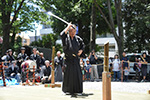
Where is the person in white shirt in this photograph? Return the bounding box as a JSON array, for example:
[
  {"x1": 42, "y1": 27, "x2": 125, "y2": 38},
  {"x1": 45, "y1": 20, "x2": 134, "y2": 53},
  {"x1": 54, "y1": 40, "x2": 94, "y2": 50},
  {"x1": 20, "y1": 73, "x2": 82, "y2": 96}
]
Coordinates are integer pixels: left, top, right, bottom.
[{"x1": 112, "y1": 54, "x2": 120, "y2": 81}]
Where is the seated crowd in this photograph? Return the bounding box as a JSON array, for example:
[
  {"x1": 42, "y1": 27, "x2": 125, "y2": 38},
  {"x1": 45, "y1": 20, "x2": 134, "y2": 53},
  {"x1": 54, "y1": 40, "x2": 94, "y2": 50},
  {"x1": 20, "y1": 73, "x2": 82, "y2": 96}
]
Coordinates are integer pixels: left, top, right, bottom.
[{"x1": 0, "y1": 47, "x2": 64, "y2": 84}]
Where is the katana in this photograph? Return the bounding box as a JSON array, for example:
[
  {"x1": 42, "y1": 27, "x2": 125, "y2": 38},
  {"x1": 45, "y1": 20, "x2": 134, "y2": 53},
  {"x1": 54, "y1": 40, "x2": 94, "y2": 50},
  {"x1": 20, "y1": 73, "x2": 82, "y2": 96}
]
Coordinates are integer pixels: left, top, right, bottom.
[
  {"x1": 47, "y1": 12, "x2": 69, "y2": 25},
  {"x1": 47, "y1": 12, "x2": 75, "y2": 29}
]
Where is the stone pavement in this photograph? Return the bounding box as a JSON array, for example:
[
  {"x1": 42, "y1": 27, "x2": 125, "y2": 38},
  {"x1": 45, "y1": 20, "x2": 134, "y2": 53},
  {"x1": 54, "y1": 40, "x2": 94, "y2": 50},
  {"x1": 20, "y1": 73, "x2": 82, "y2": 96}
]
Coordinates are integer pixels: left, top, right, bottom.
[{"x1": 0, "y1": 82, "x2": 150, "y2": 100}]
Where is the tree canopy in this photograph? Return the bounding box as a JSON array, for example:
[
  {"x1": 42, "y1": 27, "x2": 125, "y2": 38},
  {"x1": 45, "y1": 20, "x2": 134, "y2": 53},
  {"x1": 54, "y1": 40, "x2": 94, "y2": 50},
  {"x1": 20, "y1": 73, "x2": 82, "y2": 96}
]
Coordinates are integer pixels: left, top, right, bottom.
[
  {"x1": 30, "y1": 34, "x2": 62, "y2": 52},
  {"x1": 36, "y1": 0, "x2": 113, "y2": 54},
  {"x1": 0, "y1": 0, "x2": 47, "y2": 54},
  {"x1": 0, "y1": 0, "x2": 150, "y2": 56},
  {"x1": 123, "y1": 0, "x2": 150, "y2": 53}
]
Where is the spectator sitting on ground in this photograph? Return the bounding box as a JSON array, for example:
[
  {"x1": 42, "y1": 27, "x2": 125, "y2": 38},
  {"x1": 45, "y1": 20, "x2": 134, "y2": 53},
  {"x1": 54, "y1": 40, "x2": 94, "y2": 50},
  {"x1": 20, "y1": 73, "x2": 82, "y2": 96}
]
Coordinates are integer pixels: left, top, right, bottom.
[
  {"x1": 8, "y1": 61, "x2": 21, "y2": 83},
  {"x1": 30, "y1": 48, "x2": 40, "y2": 73},
  {"x1": 39, "y1": 52, "x2": 45, "y2": 67},
  {"x1": 39, "y1": 52, "x2": 46, "y2": 78},
  {"x1": 41, "y1": 60, "x2": 51, "y2": 84},
  {"x1": 6, "y1": 49, "x2": 15, "y2": 66},
  {"x1": 85, "y1": 59, "x2": 92, "y2": 81},
  {"x1": 112, "y1": 54, "x2": 120, "y2": 81},
  {"x1": 17, "y1": 47, "x2": 28, "y2": 73}
]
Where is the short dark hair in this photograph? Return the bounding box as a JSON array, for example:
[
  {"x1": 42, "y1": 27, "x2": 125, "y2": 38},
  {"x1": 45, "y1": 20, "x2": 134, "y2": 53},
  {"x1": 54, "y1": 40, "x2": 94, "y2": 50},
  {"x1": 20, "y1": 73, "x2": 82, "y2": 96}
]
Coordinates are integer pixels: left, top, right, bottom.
[
  {"x1": 142, "y1": 52, "x2": 147, "y2": 56},
  {"x1": 114, "y1": 54, "x2": 118, "y2": 58}
]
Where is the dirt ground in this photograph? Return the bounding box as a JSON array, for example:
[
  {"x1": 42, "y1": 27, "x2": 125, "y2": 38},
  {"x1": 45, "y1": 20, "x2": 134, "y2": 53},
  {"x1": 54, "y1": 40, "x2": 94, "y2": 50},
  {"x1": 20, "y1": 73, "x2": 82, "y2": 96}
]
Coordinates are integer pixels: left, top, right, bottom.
[{"x1": 0, "y1": 82, "x2": 150, "y2": 100}]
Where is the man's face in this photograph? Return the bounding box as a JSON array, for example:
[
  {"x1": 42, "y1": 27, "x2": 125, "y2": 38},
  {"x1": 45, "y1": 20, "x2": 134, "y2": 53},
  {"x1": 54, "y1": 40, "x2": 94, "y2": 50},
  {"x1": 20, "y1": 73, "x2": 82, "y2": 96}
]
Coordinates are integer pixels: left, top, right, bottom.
[
  {"x1": 9, "y1": 51, "x2": 12, "y2": 55},
  {"x1": 143, "y1": 54, "x2": 146, "y2": 58},
  {"x1": 21, "y1": 50, "x2": 25, "y2": 53},
  {"x1": 57, "y1": 53, "x2": 61, "y2": 57},
  {"x1": 45, "y1": 62, "x2": 49, "y2": 66},
  {"x1": 69, "y1": 27, "x2": 76, "y2": 37},
  {"x1": 122, "y1": 52, "x2": 126, "y2": 57},
  {"x1": 86, "y1": 61, "x2": 89, "y2": 64},
  {"x1": 33, "y1": 49, "x2": 37, "y2": 54}
]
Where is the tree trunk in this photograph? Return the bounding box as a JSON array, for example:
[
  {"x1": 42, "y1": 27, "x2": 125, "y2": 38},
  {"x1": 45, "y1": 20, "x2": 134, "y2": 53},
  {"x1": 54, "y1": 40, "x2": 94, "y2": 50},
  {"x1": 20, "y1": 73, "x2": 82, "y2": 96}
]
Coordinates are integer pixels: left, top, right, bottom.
[
  {"x1": 117, "y1": 38, "x2": 124, "y2": 59},
  {"x1": 95, "y1": 0, "x2": 124, "y2": 58},
  {"x1": 78, "y1": 19, "x2": 83, "y2": 37},
  {"x1": 108, "y1": 0, "x2": 124, "y2": 58},
  {"x1": 115, "y1": 0, "x2": 124, "y2": 58},
  {"x1": 10, "y1": 28, "x2": 16, "y2": 48},
  {"x1": 1, "y1": 14, "x2": 11, "y2": 55},
  {"x1": 2, "y1": 28, "x2": 10, "y2": 55},
  {"x1": 90, "y1": 0, "x2": 96, "y2": 51}
]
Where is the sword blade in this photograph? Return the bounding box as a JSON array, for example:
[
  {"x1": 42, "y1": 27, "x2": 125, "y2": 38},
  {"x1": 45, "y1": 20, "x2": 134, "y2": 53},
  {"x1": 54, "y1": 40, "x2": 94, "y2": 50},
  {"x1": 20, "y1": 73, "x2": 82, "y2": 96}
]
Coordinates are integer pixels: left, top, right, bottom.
[{"x1": 47, "y1": 12, "x2": 69, "y2": 25}]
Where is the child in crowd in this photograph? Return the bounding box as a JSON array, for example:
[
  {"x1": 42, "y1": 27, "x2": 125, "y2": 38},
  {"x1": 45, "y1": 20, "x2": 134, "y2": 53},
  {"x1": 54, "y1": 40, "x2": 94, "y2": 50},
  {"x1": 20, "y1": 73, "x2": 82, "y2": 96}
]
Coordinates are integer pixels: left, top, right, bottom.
[
  {"x1": 124, "y1": 66, "x2": 129, "y2": 82},
  {"x1": 112, "y1": 55, "x2": 120, "y2": 81},
  {"x1": 85, "y1": 59, "x2": 92, "y2": 81},
  {"x1": 80, "y1": 59, "x2": 86, "y2": 81},
  {"x1": 81, "y1": 61, "x2": 86, "y2": 81}
]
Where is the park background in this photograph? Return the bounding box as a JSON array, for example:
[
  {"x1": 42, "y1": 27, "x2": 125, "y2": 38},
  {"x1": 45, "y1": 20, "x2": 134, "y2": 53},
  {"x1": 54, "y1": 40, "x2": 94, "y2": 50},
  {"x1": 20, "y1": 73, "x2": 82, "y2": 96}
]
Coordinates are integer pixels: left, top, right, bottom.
[{"x1": 0, "y1": 0, "x2": 150, "y2": 58}]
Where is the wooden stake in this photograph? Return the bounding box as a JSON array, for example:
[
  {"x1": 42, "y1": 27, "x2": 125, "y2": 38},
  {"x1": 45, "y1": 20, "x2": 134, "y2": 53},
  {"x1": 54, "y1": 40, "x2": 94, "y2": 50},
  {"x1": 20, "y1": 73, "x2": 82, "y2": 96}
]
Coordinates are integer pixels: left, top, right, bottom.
[
  {"x1": 44, "y1": 46, "x2": 61, "y2": 88},
  {"x1": 148, "y1": 90, "x2": 150, "y2": 94},
  {"x1": 102, "y1": 41, "x2": 111, "y2": 100},
  {"x1": 22, "y1": 65, "x2": 31, "y2": 86},
  {"x1": 0, "y1": 62, "x2": 6, "y2": 86},
  {"x1": 51, "y1": 46, "x2": 55, "y2": 84},
  {"x1": 32, "y1": 65, "x2": 38, "y2": 86}
]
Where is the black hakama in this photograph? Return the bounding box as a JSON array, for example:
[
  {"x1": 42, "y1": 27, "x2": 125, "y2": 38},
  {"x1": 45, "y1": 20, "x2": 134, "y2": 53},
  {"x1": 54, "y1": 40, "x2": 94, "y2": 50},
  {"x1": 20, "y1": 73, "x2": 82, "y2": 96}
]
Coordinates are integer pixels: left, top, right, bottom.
[{"x1": 60, "y1": 31, "x2": 85, "y2": 94}]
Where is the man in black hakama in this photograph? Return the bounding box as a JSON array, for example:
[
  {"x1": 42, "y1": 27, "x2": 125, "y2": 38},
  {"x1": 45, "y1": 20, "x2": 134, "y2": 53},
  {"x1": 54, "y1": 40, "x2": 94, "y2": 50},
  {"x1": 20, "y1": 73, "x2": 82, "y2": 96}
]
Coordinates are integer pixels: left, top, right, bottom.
[{"x1": 60, "y1": 23, "x2": 85, "y2": 97}]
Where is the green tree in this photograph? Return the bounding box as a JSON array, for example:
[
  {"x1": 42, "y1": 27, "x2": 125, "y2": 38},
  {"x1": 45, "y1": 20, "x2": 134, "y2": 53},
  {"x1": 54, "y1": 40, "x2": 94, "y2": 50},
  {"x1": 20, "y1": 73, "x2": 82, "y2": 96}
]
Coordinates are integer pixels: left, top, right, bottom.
[
  {"x1": 30, "y1": 34, "x2": 62, "y2": 52},
  {"x1": 123, "y1": 0, "x2": 150, "y2": 53},
  {"x1": 0, "y1": 0, "x2": 47, "y2": 55},
  {"x1": 94, "y1": 0, "x2": 123, "y2": 58},
  {"x1": 36, "y1": 0, "x2": 111, "y2": 54}
]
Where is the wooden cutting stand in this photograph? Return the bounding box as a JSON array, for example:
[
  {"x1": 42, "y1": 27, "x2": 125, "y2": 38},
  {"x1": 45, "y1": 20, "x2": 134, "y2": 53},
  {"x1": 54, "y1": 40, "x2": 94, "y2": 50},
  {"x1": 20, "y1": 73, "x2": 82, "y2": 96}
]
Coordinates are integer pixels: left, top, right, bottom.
[
  {"x1": 148, "y1": 90, "x2": 150, "y2": 94},
  {"x1": 102, "y1": 41, "x2": 111, "y2": 100},
  {"x1": 44, "y1": 46, "x2": 61, "y2": 88}
]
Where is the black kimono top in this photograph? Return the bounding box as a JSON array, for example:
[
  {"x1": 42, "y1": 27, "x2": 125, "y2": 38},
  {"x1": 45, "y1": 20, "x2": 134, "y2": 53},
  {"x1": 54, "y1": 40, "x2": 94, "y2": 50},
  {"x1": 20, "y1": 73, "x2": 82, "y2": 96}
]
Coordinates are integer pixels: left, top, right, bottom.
[
  {"x1": 17, "y1": 53, "x2": 28, "y2": 61},
  {"x1": 60, "y1": 30, "x2": 85, "y2": 58},
  {"x1": 44, "y1": 66, "x2": 51, "y2": 77}
]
